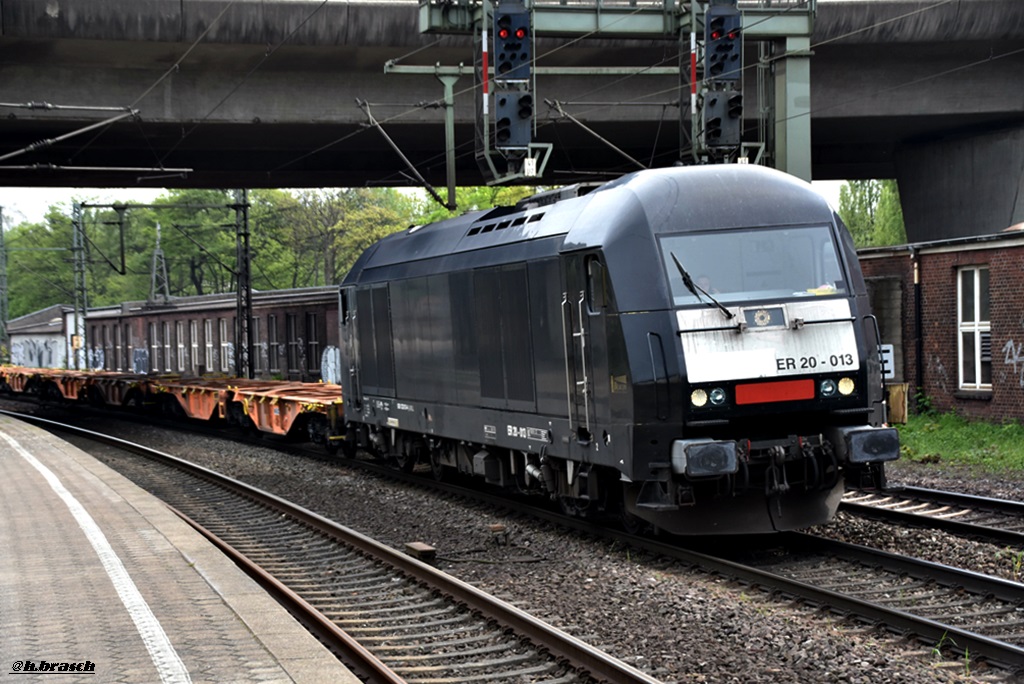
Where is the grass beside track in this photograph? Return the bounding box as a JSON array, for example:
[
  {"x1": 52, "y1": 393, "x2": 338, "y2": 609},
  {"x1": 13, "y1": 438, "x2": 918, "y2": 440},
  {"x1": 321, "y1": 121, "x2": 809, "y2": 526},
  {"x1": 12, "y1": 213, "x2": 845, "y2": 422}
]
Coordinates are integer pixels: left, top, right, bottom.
[{"x1": 896, "y1": 412, "x2": 1024, "y2": 472}]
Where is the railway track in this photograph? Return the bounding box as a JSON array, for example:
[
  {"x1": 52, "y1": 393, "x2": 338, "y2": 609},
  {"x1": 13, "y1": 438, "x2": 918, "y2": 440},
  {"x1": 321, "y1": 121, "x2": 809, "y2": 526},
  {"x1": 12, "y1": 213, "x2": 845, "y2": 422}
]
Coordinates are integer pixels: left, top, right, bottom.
[
  {"x1": 12, "y1": 402, "x2": 1024, "y2": 677},
  {"x1": 7, "y1": 411, "x2": 659, "y2": 684},
  {"x1": 842, "y1": 486, "x2": 1024, "y2": 546},
  {"x1": 339, "y1": 457, "x2": 1024, "y2": 676},
  {"x1": 711, "y1": 532, "x2": 1024, "y2": 675}
]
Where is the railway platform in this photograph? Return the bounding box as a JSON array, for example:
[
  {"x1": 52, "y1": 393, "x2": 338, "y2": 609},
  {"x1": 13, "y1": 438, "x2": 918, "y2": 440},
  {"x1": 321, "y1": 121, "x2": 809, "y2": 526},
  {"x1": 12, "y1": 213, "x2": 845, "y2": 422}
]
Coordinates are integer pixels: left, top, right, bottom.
[{"x1": 0, "y1": 414, "x2": 360, "y2": 684}]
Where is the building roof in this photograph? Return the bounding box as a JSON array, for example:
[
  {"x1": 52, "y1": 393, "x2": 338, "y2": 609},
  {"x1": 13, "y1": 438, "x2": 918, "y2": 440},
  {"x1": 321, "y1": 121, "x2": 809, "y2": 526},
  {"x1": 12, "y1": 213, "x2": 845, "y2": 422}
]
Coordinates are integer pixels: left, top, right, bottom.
[
  {"x1": 85, "y1": 285, "x2": 338, "y2": 320},
  {"x1": 858, "y1": 228, "x2": 1024, "y2": 259},
  {"x1": 7, "y1": 304, "x2": 73, "y2": 336}
]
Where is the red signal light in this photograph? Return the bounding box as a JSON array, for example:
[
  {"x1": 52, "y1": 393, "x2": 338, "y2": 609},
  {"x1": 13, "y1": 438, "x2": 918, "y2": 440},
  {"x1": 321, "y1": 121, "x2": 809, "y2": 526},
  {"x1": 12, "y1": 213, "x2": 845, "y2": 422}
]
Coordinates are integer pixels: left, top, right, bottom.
[
  {"x1": 710, "y1": 30, "x2": 722, "y2": 40},
  {"x1": 515, "y1": 27, "x2": 527, "y2": 39},
  {"x1": 727, "y1": 30, "x2": 738, "y2": 40},
  {"x1": 498, "y1": 28, "x2": 510, "y2": 40}
]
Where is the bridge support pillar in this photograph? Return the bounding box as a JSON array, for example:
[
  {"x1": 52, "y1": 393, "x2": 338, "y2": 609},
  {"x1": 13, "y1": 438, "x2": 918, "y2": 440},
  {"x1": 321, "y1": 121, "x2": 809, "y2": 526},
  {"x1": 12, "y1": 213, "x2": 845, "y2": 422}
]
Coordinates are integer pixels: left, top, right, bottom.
[
  {"x1": 773, "y1": 36, "x2": 812, "y2": 181},
  {"x1": 897, "y1": 124, "x2": 1024, "y2": 242}
]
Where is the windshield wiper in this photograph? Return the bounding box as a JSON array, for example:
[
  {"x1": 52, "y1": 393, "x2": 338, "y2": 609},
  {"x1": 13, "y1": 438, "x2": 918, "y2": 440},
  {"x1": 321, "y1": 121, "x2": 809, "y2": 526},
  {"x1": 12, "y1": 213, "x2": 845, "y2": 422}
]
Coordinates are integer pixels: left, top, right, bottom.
[{"x1": 670, "y1": 252, "x2": 733, "y2": 319}]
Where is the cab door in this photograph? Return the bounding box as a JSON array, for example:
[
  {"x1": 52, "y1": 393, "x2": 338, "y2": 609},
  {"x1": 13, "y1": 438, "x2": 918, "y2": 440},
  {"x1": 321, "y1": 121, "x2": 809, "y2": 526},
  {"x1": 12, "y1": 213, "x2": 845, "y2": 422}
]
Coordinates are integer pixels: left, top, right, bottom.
[{"x1": 561, "y1": 252, "x2": 608, "y2": 444}]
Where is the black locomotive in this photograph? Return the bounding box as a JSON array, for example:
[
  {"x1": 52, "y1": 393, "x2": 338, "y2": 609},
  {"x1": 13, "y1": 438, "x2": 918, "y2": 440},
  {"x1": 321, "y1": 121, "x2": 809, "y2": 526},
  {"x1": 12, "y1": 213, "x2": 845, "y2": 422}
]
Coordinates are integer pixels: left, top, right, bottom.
[{"x1": 338, "y1": 165, "x2": 898, "y2": 534}]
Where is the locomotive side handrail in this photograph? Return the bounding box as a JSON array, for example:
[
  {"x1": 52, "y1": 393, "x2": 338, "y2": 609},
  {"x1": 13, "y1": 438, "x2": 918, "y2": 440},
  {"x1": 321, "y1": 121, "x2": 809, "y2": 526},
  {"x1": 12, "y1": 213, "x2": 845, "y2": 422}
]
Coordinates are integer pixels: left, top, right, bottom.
[{"x1": 560, "y1": 291, "x2": 574, "y2": 433}]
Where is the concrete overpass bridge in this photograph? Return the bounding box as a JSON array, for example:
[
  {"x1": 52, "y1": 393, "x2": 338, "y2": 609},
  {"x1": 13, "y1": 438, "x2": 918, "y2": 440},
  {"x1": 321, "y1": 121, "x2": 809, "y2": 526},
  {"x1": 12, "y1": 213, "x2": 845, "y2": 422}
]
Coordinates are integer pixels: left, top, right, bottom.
[{"x1": 0, "y1": 0, "x2": 1022, "y2": 240}]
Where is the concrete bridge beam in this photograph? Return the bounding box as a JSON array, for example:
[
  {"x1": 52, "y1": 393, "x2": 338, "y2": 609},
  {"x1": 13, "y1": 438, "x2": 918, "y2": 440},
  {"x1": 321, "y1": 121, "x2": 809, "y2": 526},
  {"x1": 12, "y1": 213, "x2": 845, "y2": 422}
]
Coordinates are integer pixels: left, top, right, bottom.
[{"x1": 897, "y1": 125, "x2": 1024, "y2": 242}]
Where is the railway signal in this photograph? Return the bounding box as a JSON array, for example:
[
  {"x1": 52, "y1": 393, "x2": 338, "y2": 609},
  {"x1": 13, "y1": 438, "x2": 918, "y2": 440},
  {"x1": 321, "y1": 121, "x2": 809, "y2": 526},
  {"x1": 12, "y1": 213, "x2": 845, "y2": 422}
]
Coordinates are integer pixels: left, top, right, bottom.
[
  {"x1": 705, "y1": 5, "x2": 742, "y2": 83},
  {"x1": 493, "y1": 7, "x2": 531, "y2": 82},
  {"x1": 703, "y1": 88, "x2": 743, "y2": 148},
  {"x1": 494, "y1": 91, "x2": 533, "y2": 149}
]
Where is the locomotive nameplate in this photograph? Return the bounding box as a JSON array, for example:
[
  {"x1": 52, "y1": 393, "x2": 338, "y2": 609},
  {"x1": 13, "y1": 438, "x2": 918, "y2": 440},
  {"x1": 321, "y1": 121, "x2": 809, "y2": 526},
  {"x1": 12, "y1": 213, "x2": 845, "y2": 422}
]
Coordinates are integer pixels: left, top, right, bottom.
[{"x1": 677, "y1": 299, "x2": 859, "y2": 383}]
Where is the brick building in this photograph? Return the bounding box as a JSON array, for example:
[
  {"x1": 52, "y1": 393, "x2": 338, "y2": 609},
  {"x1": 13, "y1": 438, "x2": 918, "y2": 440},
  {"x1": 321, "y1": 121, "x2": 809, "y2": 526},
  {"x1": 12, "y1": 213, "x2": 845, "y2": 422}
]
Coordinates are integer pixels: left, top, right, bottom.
[{"x1": 859, "y1": 229, "x2": 1024, "y2": 422}]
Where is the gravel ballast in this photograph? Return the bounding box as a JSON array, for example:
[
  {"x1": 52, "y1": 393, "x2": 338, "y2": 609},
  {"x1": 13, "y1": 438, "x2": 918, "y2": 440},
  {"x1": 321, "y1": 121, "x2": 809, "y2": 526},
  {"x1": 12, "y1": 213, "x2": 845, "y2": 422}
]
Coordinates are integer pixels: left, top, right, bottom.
[{"x1": 23, "y1": 408, "x2": 1019, "y2": 684}]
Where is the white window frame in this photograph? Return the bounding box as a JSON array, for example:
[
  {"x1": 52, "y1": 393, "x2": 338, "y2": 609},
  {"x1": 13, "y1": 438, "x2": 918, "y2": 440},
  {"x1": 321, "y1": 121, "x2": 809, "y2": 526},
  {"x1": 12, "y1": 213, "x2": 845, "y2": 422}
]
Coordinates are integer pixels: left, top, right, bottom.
[
  {"x1": 176, "y1": 321, "x2": 186, "y2": 372},
  {"x1": 114, "y1": 324, "x2": 122, "y2": 371},
  {"x1": 251, "y1": 317, "x2": 262, "y2": 373},
  {"x1": 286, "y1": 313, "x2": 300, "y2": 372},
  {"x1": 268, "y1": 314, "x2": 280, "y2": 372},
  {"x1": 204, "y1": 318, "x2": 214, "y2": 372},
  {"x1": 957, "y1": 265, "x2": 991, "y2": 391},
  {"x1": 149, "y1": 322, "x2": 160, "y2": 373},
  {"x1": 219, "y1": 317, "x2": 232, "y2": 374},
  {"x1": 190, "y1": 320, "x2": 199, "y2": 374},
  {"x1": 306, "y1": 313, "x2": 320, "y2": 371},
  {"x1": 162, "y1": 321, "x2": 172, "y2": 372}
]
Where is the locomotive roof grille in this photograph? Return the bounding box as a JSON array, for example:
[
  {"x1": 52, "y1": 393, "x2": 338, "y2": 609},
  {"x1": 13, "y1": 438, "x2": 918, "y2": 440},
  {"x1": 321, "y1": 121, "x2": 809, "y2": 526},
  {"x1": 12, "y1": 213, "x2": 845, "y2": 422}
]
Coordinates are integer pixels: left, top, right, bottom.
[{"x1": 466, "y1": 212, "x2": 543, "y2": 238}]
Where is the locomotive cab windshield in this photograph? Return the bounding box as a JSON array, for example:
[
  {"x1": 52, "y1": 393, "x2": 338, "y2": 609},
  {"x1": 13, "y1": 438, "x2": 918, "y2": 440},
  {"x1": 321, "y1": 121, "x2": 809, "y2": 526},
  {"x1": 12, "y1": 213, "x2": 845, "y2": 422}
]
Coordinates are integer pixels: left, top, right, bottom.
[{"x1": 662, "y1": 224, "x2": 848, "y2": 306}]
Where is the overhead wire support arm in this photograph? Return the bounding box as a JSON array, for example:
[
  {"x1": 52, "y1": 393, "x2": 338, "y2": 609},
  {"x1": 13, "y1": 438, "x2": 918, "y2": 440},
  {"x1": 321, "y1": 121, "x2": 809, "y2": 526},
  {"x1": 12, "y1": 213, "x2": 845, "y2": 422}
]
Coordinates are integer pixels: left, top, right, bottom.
[
  {"x1": 0, "y1": 164, "x2": 192, "y2": 176},
  {"x1": 0, "y1": 102, "x2": 138, "y2": 113},
  {"x1": 356, "y1": 99, "x2": 455, "y2": 210},
  {"x1": 547, "y1": 100, "x2": 648, "y2": 170},
  {"x1": 0, "y1": 110, "x2": 138, "y2": 163}
]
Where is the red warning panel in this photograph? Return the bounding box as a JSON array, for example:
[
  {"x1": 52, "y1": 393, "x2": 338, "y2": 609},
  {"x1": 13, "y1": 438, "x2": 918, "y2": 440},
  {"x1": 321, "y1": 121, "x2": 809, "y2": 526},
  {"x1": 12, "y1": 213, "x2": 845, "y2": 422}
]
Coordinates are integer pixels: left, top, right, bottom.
[{"x1": 735, "y1": 379, "x2": 815, "y2": 405}]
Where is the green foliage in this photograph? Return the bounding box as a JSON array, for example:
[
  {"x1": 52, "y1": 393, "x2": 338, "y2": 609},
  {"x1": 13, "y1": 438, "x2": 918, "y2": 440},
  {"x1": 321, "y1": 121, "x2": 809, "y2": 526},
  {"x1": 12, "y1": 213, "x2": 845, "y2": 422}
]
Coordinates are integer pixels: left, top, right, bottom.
[
  {"x1": 5, "y1": 213, "x2": 75, "y2": 318},
  {"x1": 415, "y1": 185, "x2": 541, "y2": 224},
  {"x1": 896, "y1": 412, "x2": 1024, "y2": 471},
  {"x1": 5, "y1": 184, "x2": 532, "y2": 318},
  {"x1": 837, "y1": 179, "x2": 906, "y2": 248}
]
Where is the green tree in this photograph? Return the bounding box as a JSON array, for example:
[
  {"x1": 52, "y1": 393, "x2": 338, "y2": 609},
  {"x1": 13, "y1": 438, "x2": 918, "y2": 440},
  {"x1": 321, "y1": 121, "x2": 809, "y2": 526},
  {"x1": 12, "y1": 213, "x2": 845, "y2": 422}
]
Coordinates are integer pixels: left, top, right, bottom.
[
  {"x1": 3, "y1": 183, "x2": 548, "y2": 321},
  {"x1": 5, "y1": 210, "x2": 76, "y2": 318},
  {"x1": 415, "y1": 185, "x2": 541, "y2": 224},
  {"x1": 873, "y1": 180, "x2": 906, "y2": 246},
  {"x1": 837, "y1": 179, "x2": 906, "y2": 248},
  {"x1": 336, "y1": 203, "x2": 408, "y2": 277}
]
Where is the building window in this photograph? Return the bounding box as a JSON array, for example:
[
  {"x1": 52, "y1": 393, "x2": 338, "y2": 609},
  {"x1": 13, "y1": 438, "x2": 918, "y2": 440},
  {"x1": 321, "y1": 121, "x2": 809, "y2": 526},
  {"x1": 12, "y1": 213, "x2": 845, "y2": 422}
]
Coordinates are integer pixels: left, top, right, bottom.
[
  {"x1": 114, "y1": 325, "x2": 122, "y2": 371},
  {"x1": 102, "y1": 326, "x2": 112, "y2": 371},
  {"x1": 219, "y1": 317, "x2": 231, "y2": 373},
  {"x1": 204, "y1": 319, "x2": 214, "y2": 372},
  {"x1": 124, "y1": 324, "x2": 132, "y2": 373},
  {"x1": 250, "y1": 317, "x2": 262, "y2": 373},
  {"x1": 306, "y1": 313, "x2": 320, "y2": 371},
  {"x1": 958, "y1": 266, "x2": 991, "y2": 390},
  {"x1": 176, "y1": 321, "x2": 186, "y2": 372},
  {"x1": 149, "y1": 322, "x2": 160, "y2": 373},
  {"x1": 190, "y1": 320, "x2": 199, "y2": 374},
  {"x1": 268, "y1": 315, "x2": 280, "y2": 373},
  {"x1": 162, "y1": 322, "x2": 172, "y2": 372},
  {"x1": 286, "y1": 313, "x2": 300, "y2": 372}
]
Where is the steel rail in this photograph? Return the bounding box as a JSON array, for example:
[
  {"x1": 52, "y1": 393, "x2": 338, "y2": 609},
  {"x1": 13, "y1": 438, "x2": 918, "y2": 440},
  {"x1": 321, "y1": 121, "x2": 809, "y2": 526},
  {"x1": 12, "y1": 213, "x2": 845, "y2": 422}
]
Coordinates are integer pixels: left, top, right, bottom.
[
  {"x1": 4, "y1": 410, "x2": 660, "y2": 684},
  {"x1": 171, "y1": 507, "x2": 403, "y2": 684},
  {"x1": 324, "y1": 457, "x2": 1024, "y2": 674},
  {"x1": 11, "y1": 403, "x2": 1024, "y2": 675},
  {"x1": 842, "y1": 486, "x2": 1024, "y2": 546}
]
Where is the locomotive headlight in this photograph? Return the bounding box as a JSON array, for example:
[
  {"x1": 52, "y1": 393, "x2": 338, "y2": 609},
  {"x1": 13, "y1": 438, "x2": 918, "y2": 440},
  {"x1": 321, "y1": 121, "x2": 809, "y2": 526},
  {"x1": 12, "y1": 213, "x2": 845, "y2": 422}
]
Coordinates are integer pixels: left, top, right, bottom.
[
  {"x1": 838, "y1": 377, "x2": 855, "y2": 396},
  {"x1": 691, "y1": 389, "x2": 708, "y2": 408},
  {"x1": 709, "y1": 388, "x2": 727, "y2": 406},
  {"x1": 820, "y1": 379, "x2": 837, "y2": 397}
]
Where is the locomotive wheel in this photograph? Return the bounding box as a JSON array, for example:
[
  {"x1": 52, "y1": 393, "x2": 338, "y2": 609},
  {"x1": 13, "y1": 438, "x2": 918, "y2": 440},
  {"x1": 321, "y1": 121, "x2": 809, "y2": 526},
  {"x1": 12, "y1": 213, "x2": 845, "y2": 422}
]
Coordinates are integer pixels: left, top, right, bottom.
[
  {"x1": 610, "y1": 499, "x2": 643, "y2": 536},
  {"x1": 558, "y1": 496, "x2": 594, "y2": 519},
  {"x1": 395, "y1": 451, "x2": 416, "y2": 473},
  {"x1": 429, "y1": 448, "x2": 445, "y2": 481},
  {"x1": 618, "y1": 504, "x2": 645, "y2": 536}
]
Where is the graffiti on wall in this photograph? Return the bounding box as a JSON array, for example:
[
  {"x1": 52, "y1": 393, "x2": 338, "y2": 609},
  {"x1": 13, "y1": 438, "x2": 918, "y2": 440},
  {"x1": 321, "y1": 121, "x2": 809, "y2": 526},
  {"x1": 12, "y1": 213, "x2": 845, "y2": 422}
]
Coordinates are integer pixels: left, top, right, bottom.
[
  {"x1": 321, "y1": 346, "x2": 340, "y2": 384},
  {"x1": 11, "y1": 338, "x2": 64, "y2": 368},
  {"x1": 1005, "y1": 339, "x2": 1024, "y2": 388}
]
